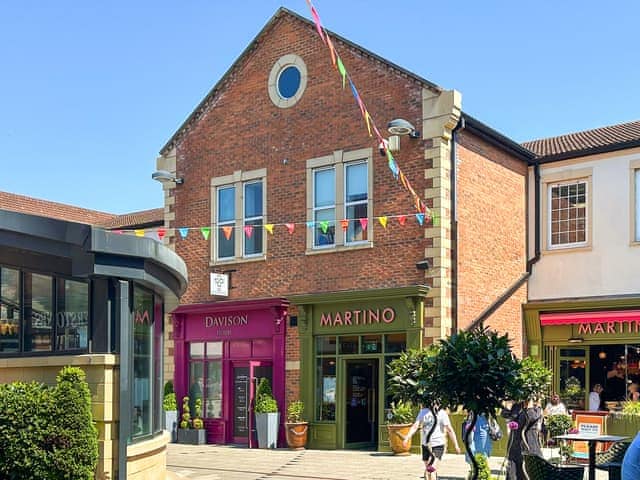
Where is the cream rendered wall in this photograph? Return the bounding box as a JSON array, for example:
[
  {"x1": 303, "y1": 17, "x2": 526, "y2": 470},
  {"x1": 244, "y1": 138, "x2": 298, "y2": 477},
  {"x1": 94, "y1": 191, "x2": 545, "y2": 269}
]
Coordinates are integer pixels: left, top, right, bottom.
[{"x1": 529, "y1": 147, "x2": 640, "y2": 300}]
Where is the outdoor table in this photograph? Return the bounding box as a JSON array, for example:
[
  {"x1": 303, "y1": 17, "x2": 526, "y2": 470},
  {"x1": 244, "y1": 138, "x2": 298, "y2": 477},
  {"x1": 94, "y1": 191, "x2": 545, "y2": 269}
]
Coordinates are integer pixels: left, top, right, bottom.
[{"x1": 555, "y1": 433, "x2": 629, "y2": 480}]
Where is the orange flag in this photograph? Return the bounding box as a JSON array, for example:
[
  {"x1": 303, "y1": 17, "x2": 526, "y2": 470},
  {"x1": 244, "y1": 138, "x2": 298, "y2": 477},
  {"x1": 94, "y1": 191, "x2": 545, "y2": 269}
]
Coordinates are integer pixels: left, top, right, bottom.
[
  {"x1": 398, "y1": 215, "x2": 407, "y2": 226},
  {"x1": 340, "y1": 219, "x2": 349, "y2": 231},
  {"x1": 222, "y1": 226, "x2": 233, "y2": 240}
]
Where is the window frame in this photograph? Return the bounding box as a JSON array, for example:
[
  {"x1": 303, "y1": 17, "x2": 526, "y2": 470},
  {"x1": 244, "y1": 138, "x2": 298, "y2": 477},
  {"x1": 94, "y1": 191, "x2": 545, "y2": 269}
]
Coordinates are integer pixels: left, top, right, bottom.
[
  {"x1": 630, "y1": 160, "x2": 640, "y2": 245},
  {"x1": 211, "y1": 169, "x2": 267, "y2": 265},
  {"x1": 306, "y1": 148, "x2": 373, "y2": 253},
  {"x1": 541, "y1": 168, "x2": 593, "y2": 252}
]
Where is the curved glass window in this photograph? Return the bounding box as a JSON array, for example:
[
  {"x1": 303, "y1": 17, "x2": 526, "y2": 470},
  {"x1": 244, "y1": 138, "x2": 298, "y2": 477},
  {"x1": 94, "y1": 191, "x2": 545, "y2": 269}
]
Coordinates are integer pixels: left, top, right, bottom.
[{"x1": 277, "y1": 66, "x2": 301, "y2": 99}]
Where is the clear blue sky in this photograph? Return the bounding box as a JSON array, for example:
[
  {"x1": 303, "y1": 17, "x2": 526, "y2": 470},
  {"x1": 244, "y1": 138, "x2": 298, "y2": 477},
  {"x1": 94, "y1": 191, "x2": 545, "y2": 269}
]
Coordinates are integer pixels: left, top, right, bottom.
[{"x1": 2, "y1": 1, "x2": 638, "y2": 214}]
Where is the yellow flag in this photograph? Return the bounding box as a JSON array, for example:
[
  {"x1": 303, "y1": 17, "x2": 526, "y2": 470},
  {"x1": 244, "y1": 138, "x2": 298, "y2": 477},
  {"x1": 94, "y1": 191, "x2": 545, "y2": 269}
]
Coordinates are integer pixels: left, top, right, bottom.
[
  {"x1": 265, "y1": 224, "x2": 274, "y2": 235},
  {"x1": 378, "y1": 216, "x2": 388, "y2": 229},
  {"x1": 134, "y1": 229, "x2": 144, "y2": 237}
]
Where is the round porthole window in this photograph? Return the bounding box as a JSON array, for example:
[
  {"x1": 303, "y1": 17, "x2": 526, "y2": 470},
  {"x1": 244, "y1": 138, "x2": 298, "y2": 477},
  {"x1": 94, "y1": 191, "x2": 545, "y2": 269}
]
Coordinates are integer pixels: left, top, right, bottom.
[
  {"x1": 268, "y1": 54, "x2": 307, "y2": 108},
  {"x1": 277, "y1": 66, "x2": 301, "y2": 99}
]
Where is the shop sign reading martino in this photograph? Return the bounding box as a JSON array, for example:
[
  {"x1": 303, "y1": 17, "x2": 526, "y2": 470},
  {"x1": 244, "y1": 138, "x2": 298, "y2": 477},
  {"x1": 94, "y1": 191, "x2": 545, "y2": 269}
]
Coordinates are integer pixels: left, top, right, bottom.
[{"x1": 541, "y1": 310, "x2": 640, "y2": 336}]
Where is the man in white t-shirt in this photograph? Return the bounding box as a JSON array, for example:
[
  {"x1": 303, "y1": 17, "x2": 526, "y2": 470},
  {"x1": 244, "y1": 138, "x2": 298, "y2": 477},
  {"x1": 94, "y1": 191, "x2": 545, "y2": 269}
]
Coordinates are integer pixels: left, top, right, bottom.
[
  {"x1": 589, "y1": 384, "x2": 603, "y2": 411},
  {"x1": 403, "y1": 406, "x2": 460, "y2": 480}
]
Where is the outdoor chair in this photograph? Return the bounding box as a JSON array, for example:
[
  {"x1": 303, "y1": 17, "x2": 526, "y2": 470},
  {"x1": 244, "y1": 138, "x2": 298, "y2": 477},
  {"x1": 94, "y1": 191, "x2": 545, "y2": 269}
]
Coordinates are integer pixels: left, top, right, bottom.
[
  {"x1": 595, "y1": 441, "x2": 630, "y2": 480},
  {"x1": 523, "y1": 454, "x2": 584, "y2": 480}
]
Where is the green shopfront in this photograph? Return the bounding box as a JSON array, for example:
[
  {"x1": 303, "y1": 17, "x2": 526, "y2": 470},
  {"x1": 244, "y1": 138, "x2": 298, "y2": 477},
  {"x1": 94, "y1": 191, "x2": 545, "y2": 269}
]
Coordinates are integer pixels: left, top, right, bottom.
[{"x1": 292, "y1": 286, "x2": 428, "y2": 450}]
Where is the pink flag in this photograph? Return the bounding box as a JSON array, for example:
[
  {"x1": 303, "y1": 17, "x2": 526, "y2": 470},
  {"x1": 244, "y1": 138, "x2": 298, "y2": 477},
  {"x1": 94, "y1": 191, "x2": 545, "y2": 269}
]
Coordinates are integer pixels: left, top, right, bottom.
[
  {"x1": 310, "y1": 5, "x2": 326, "y2": 43},
  {"x1": 398, "y1": 215, "x2": 407, "y2": 226},
  {"x1": 285, "y1": 223, "x2": 295, "y2": 235},
  {"x1": 243, "y1": 225, "x2": 254, "y2": 238},
  {"x1": 157, "y1": 228, "x2": 166, "y2": 240},
  {"x1": 359, "y1": 218, "x2": 368, "y2": 231}
]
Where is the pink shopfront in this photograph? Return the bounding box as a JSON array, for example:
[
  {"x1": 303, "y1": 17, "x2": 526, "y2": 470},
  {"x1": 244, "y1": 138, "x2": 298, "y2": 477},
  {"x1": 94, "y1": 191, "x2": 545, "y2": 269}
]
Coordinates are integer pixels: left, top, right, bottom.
[{"x1": 171, "y1": 298, "x2": 288, "y2": 446}]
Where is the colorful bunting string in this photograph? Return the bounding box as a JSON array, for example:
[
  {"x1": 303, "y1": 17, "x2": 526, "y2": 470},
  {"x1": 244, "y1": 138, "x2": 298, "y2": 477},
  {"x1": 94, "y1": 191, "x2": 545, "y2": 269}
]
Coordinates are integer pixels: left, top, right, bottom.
[
  {"x1": 108, "y1": 210, "x2": 433, "y2": 240},
  {"x1": 304, "y1": 0, "x2": 431, "y2": 219}
]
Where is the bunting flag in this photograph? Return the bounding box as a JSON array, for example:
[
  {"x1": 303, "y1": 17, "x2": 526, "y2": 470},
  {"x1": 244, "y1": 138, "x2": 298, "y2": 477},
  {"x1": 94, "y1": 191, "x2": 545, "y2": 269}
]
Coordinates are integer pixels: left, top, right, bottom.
[
  {"x1": 107, "y1": 211, "x2": 441, "y2": 239},
  {"x1": 304, "y1": 0, "x2": 432, "y2": 219}
]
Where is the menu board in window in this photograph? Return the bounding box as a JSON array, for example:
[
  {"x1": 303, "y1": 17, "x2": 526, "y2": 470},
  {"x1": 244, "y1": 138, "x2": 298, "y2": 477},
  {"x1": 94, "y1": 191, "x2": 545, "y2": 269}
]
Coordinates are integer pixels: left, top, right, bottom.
[{"x1": 233, "y1": 367, "x2": 249, "y2": 437}]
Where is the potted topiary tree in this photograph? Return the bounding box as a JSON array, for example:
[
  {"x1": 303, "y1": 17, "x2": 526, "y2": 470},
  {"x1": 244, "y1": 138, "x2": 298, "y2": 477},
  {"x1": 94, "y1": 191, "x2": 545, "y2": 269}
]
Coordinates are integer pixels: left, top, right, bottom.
[
  {"x1": 177, "y1": 395, "x2": 206, "y2": 444},
  {"x1": 163, "y1": 381, "x2": 178, "y2": 443},
  {"x1": 385, "y1": 400, "x2": 415, "y2": 455},
  {"x1": 284, "y1": 400, "x2": 308, "y2": 450},
  {"x1": 254, "y1": 378, "x2": 279, "y2": 449}
]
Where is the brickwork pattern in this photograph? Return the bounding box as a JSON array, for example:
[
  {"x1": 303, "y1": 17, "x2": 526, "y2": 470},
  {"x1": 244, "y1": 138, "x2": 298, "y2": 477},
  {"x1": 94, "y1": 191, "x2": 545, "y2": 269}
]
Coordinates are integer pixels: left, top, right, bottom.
[{"x1": 455, "y1": 130, "x2": 528, "y2": 355}]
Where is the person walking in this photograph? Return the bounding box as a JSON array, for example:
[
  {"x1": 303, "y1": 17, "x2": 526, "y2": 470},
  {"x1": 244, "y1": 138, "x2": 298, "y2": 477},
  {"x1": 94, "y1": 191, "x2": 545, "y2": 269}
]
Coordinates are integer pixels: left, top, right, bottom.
[
  {"x1": 463, "y1": 412, "x2": 494, "y2": 462},
  {"x1": 403, "y1": 405, "x2": 461, "y2": 480}
]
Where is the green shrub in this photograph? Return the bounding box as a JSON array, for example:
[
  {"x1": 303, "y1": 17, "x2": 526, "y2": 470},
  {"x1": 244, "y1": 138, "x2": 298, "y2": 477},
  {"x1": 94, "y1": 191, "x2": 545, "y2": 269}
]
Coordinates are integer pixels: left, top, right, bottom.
[
  {"x1": 180, "y1": 396, "x2": 191, "y2": 429},
  {"x1": 474, "y1": 453, "x2": 496, "y2": 480},
  {"x1": 387, "y1": 401, "x2": 415, "y2": 425},
  {"x1": 0, "y1": 366, "x2": 98, "y2": 480},
  {"x1": 163, "y1": 392, "x2": 177, "y2": 411},
  {"x1": 287, "y1": 400, "x2": 305, "y2": 423},
  {"x1": 622, "y1": 400, "x2": 640, "y2": 415},
  {"x1": 255, "y1": 378, "x2": 278, "y2": 414},
  {"x1": 547, "y1": 413, "x2": 573, "y2": 437},
  {"x1": 49, "y1": 366, "x2": 99, "y2": 479}
]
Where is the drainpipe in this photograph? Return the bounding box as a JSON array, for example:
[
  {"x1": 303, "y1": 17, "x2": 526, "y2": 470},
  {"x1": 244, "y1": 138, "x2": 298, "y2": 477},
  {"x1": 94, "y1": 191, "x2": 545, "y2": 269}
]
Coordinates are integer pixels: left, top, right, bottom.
[
  {"x1": 465, "y1": 159, "x2": 541, "y2": 332},
  {"x1": 451, "y1": 117, "x2": 465, "y2": 332}
]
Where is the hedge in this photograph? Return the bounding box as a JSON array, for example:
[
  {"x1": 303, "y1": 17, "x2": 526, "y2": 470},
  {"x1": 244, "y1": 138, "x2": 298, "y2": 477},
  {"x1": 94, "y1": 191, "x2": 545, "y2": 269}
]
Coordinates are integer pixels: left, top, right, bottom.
[{"x1": 0, "y1": 366, "x2": 99, "y2": 479}]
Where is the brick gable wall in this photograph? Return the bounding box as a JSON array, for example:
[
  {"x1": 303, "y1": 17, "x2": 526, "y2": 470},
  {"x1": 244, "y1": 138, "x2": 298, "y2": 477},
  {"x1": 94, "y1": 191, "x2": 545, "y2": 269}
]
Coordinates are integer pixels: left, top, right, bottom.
[{"x1": 455, "y1": 130, "x2": 528, "y2": 355}]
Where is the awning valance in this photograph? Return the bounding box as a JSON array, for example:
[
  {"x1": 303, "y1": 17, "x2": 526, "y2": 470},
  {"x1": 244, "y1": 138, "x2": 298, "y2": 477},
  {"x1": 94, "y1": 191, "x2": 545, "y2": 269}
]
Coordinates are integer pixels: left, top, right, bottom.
[{"x1": 540, "y1": 310, "x2": 640, "y2": 326}]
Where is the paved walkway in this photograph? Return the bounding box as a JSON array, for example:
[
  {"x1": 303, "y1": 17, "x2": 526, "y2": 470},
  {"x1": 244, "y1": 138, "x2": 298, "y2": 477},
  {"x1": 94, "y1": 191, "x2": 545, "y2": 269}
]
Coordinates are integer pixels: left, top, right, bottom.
[{"x1": 166, "y1": 444, "x2": 609, "y2": 479}]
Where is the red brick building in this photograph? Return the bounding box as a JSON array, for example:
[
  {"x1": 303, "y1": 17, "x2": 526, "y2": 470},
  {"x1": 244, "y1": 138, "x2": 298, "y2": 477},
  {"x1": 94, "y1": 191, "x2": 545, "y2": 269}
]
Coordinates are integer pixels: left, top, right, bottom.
[{"x1": 155, "y1": 7, "x2": 533, "y2": 449}]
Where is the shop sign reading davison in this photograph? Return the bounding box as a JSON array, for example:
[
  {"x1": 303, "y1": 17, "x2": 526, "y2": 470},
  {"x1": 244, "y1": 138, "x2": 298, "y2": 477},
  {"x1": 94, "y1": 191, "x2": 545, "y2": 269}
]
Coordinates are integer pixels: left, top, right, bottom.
[
  {"x1": 204, "y1": 314, "x2": 248, "y2": 336},
  {"x1": 320, "y1": 307, "x2": 395, "y2": 327}
]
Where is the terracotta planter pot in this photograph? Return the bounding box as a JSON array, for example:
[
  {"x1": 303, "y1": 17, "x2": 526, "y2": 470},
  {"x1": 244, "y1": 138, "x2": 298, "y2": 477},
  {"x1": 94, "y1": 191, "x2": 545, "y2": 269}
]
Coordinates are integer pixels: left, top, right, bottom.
[
  {"x1": 285, "y1": 422, "x2": 309, "y2": 450},
  {"x1": 387, "y1": 423, "x2": 413, "y2": 455}
]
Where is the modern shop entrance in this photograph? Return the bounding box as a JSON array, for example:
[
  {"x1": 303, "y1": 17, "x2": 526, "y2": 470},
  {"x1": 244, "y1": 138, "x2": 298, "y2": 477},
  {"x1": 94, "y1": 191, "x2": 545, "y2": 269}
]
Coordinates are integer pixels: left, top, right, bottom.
[{"x1": 345, "y1": 359, "x2": 378, "y2": 449}]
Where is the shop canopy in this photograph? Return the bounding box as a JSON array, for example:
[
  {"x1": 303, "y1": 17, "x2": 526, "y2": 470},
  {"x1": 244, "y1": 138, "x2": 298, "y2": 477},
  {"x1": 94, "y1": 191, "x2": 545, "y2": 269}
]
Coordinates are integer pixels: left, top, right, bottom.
[{"x1": 540, "y1": 310, "x2": 640, "y2": 326}]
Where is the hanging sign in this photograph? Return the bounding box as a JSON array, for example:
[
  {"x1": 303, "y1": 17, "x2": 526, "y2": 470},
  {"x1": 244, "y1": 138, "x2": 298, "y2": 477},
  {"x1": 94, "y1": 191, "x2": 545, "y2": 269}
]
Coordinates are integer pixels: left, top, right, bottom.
[{"x1": 210, "y1": 272, "x2": 229, "y2": 297}]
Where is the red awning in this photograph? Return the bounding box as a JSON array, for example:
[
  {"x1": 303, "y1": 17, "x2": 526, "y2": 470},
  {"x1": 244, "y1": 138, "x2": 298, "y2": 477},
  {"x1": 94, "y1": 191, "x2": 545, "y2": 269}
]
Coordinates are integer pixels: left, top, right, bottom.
[{"x1": 540, "y1": 310, "x2": 640, "y2": 326}]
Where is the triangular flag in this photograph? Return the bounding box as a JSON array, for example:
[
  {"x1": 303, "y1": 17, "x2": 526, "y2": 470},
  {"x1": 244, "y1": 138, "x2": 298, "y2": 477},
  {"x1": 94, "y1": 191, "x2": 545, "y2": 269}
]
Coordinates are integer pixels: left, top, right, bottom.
[
  {"x1": 286, "y1": 223, "x2": 295, "y2": 234},
  {"x1": 326, "y1": 35, "x2": 337, "y2": 68},
  {"x1": 359, "y1": 218, "x2": 368, "y2": 231},
  {"x1": 178, "y1": 227, "x2": 189, "y2": 239},
  {"x1": 310, "y1": 5, "x2": 326, "y2": 44},
  {"x1": 222, "y1": 226, "x2": 233, "y2": 240},
  {"x1": 364, "y1": 110, "x2": 372, "y2": 137},
  {"x1": 432, "y1": 212, "x2": 440, "y2": 226},
  {"x1": 373, "y1": 124, "x2": 384, "y2": 145},
  {"x1": 378, "y1": 216, "x2": 388, "y2": 229},
  {"x1": 340, "y1": 219, "x2": 349, "y2": 231},
  {"x1": 113, "y1": 229, "x2": 124, "y2": 235},
  {"x1": 157, "y1": 228, "x2": 166, "y2": 240},
  {"x1": 416, "y1": 213, "x2": 425, "y2": 226},
  {"x1": 265, "y1": 224, "x2": 274, "y2": 235},
  {"x1": 134, "y1": 229, "x2": 144, "y2": 237},
  {"x1": 243, "y1": 225, "x2": 253, "y2": 238},
  {"x1": 399, "y1": 171, "x2": 408, "y2": 190},
  {"x1": 200, "y1": 227, "x2": 211, "y2": 240},
  {"x1": 336, "y1": 56, "x2": 346, "y2": 88},
  {"x1": 306, "y1": 221, "x2": 315, "y2": 229},
  {"x1": 349, "y1": 79, "x2": 359, "y2": 103},
  {"x1": 320, "y1": 220, "x2": 329, "y2": 233},
  {"x1": 398, "y1": 215, "x2": 407, "y2": 226}
]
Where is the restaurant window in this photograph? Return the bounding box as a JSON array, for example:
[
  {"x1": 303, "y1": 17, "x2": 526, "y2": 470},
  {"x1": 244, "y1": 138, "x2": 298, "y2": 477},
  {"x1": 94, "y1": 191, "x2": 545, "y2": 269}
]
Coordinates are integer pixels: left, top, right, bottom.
[
  {"x1": 212, "y1": 169, "x2": 266, "y2": 263},
  {"x1": 55, "y1": 279, "x2": 88, "y2": 351},
  {"x1": 132, "y1": 286, "x2": 154, "y2": 440},
  {"x1": 24, "y1": 273, "x2": 53, "y2": 352},
  {"x1": 189, "y1": 341, "x2": 223, "y2": 419},
  {"x1": 0, "y1": 267, "x2": 20, "y2": 353},
  {"x1": 307, "y1": 149, "x2": 372, "y2": 251},
  {"x1": 548, "y1": 179, "x2": 588, "y2": 249}
]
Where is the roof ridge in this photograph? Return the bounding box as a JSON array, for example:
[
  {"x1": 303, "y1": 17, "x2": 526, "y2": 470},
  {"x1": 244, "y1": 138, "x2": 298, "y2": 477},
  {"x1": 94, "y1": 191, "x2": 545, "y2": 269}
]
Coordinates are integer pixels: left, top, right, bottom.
[{"x1": 523, "y1": 119, "x2": 640, "y2": 145}]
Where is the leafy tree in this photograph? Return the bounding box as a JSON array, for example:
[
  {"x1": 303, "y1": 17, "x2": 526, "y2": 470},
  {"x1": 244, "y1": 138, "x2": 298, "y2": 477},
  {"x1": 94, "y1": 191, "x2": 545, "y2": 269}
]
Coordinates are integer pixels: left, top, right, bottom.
[{"x1": 433, "y1": 327, "x2": 521, "y2": 480}]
